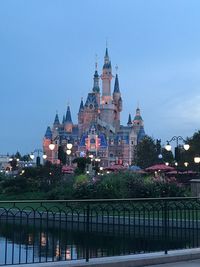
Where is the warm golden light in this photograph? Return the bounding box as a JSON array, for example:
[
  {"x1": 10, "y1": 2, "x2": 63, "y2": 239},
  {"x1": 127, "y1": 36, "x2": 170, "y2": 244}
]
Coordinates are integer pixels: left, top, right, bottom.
[
  {"x1": 66, "y1": 149, "x2": 71, "y2": 155},
  {"x1": 67, "y1": 143, "x2": 73, "y2": 150},
  {"x1": 165, "y1": 143, "x2": 172, "y2": 151},
  {"x1": 49, "y1": 143, "x2": 55, "y2": 150},
  {"x1": 184, "y1": 162, "x2": 189, "y2": 167},
  {"x1": 194, "y1": 157, "x2": 200, "y2": 164}
]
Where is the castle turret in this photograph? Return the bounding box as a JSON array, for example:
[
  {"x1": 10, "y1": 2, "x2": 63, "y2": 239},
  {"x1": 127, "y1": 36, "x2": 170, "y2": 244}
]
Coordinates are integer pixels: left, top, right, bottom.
[
  {"x1": 92, "y1": 63, "x2": 100, "y2": 106},
  {"x1": 133, "y1": 107, "x2": 144, "y2": 136},
  {"x1": 127, "y1": 114, "x2": 132, "y2": 126},
  {"x1": 78, "y1": 98, "x2": 84, "y2": 135},
  {"x1": 64, "y1": 105, "x2": 73, "y2": 132},
  {"x1": 112, "y1": 72, "x2": 122, "y2": 130},
  {"x1": 53, "y1": 113, "x2": 60, "y2": 130},
  {"x1": 101, "y1": 48, "x2": 112, "y2": 105},
  {"x1": 43, "y1": 126, "x2": 53, "y2": 162}
]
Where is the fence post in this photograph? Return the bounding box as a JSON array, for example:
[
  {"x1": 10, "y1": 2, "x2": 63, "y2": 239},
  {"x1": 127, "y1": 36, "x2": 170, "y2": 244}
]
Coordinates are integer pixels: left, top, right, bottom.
[
  {"x1": 86, "y1": 203, "x2": 90, "y2": 262},
  {"x1": 163, "y1": 200, "x2": 168, "y2": 254}
]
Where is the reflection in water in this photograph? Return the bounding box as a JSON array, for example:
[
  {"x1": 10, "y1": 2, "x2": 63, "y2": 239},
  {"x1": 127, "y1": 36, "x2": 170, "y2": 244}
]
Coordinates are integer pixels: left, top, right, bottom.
[{"x1": 0, "y1": 217, "x2": 199, "y2": 265}]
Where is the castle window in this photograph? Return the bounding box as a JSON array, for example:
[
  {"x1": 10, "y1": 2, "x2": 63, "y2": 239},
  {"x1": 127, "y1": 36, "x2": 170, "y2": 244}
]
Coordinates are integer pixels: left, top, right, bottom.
[
  {"x1": 118, "y1": 139, "x2": 121, "y2": 145},
  {"x1": 90, "y1": 138, "x2": 95, "y2": 144}
]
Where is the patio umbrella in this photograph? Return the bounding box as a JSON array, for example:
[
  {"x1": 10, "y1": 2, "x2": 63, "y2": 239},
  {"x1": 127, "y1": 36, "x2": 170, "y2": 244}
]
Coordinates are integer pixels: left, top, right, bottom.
[{"x1": 145, "y1": 164, "x2": 175, "y2": 172}]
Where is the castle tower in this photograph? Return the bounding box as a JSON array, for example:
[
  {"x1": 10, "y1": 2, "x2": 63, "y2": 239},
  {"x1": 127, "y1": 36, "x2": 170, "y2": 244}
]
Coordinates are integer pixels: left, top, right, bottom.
[
  {"x1": 113, "y1": 72, "x2": 122, "y2": 130},
  {"x1": 92, "y1": 62, "x2": 100, "y2": 106},
  {"x1": 99, "y1": 48, "x2": 116, "y2": 130},
  {"x1": 64, "y1": 105, "x2": 73, "y2": 132},
  {"x1": 43, "y1": 126, "x2": 53, "y2": 162},
  {"x1": 127, "y1": 113, "x2": 132, "y2": 127},
  {"x1": 78, "y1": 98, "x2": 84, "y2": 135},
  {"x1": 53, "y1": 113, "x2": 60, "y2": 130},
  {"x1": 133, "y1": 107, "x2": 145, "y2": 139},
  {"x1": 101, "y1": 48, "x2": 112, "y2": 105}
]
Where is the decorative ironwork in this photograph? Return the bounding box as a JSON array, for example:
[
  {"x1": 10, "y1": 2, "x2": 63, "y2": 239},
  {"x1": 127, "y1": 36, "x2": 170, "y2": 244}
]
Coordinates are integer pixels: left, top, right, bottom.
[{"x1": 0, "y1": 198, "x2": 199, "y2": 264}]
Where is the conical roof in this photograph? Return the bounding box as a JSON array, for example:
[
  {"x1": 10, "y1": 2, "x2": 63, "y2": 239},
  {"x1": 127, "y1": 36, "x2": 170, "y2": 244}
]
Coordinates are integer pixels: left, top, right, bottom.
[
  {"x1": 65, "y1": 106, "x2": 72, "y2": 123},
  {"x1": 44, "y1": 126, "x2": 52, "y2": 139},
  {"x1": 79, "y1": 99, "x2": 84, "y2": 112},
  {"x1": 114, "y1": 74, "x2": 120, "y2": 93},
  {"x1": 53, "y1": 113, "x2": 60, "y2": 125},
  {"x1": 127, "y1": 114, "x2": 132, "y2": 125}
]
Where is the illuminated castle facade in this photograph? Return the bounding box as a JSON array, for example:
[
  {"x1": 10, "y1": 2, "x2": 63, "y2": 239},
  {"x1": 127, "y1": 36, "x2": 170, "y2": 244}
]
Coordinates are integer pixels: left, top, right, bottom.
[{"x1": 43, "y1": 48, "x2": 145, "y2": 166}]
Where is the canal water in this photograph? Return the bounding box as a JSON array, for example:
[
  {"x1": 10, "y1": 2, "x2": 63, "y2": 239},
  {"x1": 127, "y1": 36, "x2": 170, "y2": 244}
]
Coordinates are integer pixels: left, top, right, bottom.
[{"x1": 0, "y1": 218, "x2": 199, "y2": 265}]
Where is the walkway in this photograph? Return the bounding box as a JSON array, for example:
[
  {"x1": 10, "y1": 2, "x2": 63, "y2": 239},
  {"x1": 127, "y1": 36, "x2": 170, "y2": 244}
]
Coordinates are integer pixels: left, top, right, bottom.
[{"x1": 147, "y1": 259, "x2": 200, "y2": 266}]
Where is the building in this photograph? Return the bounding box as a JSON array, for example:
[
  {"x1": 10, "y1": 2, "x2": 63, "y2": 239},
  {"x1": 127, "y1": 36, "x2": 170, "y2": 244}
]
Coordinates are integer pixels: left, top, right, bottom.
[{"x1": 43, "y1": 48, "x2": 145, "y2": 166}]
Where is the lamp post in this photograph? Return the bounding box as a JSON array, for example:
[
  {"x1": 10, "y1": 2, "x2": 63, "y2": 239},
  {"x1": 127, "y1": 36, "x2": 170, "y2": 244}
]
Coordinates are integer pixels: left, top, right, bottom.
[
  {"x1": 194, "y1": 156, "x2": 200, "y2": 178},
  {"x1": 30, "y1": 149, "x2": 47, "y2": 166},
  {"x1": 66, "y1": 143, "x2": 73, "y2": 166},
  {"x1": 48, "y1": 135, "x2": 60, "y2": 164},
  {"x1": 165, "y1": 136, "x2": 190, "y2": 167}
]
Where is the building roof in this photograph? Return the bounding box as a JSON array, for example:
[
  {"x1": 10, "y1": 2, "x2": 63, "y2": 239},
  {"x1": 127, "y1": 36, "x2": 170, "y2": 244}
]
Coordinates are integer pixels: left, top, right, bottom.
[
  {"x1": 113, "y1": 74, "x2": 120, "y2": 93},
  {"x1": 65, "y1": 106, "x2": 73, "y2": 123},
  {"x1": 44, "y1": 126, "x2": 52, "y2": 139}
]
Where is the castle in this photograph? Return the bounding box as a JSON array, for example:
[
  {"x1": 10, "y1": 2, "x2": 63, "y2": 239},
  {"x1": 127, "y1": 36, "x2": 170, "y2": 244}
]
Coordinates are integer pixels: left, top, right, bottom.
[{"x1": 43, "y1": 48, "x2": 145, "y2": 167}]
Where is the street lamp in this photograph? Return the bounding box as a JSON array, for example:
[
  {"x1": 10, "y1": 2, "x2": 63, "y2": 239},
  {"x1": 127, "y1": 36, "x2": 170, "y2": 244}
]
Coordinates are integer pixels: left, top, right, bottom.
[
  {"x1": 30, "y1": 149, "x2": 47, "y2": 166},
  {"x1": 194, "y1": 156, "x2": 200, "y2": 177},
  {"x1": 165, "y1": 136, "x2": 190, "y2": 165},
  {"x1": 66, "y1": 143, "x2": 73, "y2": 166}
]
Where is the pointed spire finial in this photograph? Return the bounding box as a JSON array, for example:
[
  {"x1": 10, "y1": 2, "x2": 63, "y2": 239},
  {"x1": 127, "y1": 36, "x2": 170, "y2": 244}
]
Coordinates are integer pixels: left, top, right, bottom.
[
  {"x1": 115, "y1": 65, "x2": 118, "y2": 74},
  {"x1": 95, "y1": 54, "x2": 98, "y2": 70}
]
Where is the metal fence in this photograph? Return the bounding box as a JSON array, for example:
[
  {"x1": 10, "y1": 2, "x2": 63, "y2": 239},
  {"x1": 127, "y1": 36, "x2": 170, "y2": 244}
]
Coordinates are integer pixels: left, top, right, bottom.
[{"x1": 0, "y1": 197, "x2": 200, "y2": 265}]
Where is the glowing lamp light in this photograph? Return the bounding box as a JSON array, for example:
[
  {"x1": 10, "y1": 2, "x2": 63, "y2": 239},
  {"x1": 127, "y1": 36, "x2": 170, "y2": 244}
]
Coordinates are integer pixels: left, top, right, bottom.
[
  {"x1": 49, "y1": 143, "x2": 55, "y2": 151},
  {"x1": 183, "y1": 144, "x2": 190, "y2": 151},
  {"x1": 184, "y1": 162, "x2": 189, "y2": 167},
  {"x1": 66, "y1": 150, "x2": 71, "y2": 155},
  {"x1": 67, "y1": 143, "x2": 73, "y2": 150},
  {"x1": 43, "y1": 154, "x2": 47, "y2": 159},
  {"x1": 30, "y1": 154, "x2": 34, "y2": 160},
  {"x1": 165, "y1": 142, "x2": 172, "y2": 151},
  {"x1": 175, "y1": 162, "x2": 178, "y2": 166},
  {"x1": 194, "y1": 157, "x2": 200, "y2": 164},
  {"x1": 165, "y1": 162, "x2": 169, "y2": 166}
]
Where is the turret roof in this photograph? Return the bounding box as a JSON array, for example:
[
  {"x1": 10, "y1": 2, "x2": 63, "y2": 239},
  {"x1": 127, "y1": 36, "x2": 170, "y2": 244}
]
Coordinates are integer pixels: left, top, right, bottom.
[
  {"x1": 79, "y1": 99, "x2": 84, "y2": 112},
  {"x1": 65, "y1": 106, "x2": 73, "y2": 123},
  {"x1": 44, "y1": 126, "x2": 52, "y2": 139},
  {"x1": 114, "y1": 74, "x2": 120, "y2": 93},
  {"x1": 127, "y1": 114, "x2": 132, "y2": 125},
  {"x1": 53, "y1": 113, "x2": 60, "y2": 125}
]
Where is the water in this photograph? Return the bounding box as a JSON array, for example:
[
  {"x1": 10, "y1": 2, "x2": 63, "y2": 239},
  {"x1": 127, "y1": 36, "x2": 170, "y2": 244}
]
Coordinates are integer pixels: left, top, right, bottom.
[{"x1": 0, "y1": 217, "x2": 199, "y2": 265}]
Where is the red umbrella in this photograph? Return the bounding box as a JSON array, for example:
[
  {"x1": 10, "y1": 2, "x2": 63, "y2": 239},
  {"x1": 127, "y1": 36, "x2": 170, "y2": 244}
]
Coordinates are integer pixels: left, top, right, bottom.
[
  {"x1": 104, "y1": 164, "x2": 127, "y2": 172},
  {"x1": 145, "y1": 164, "x2": 175, "y2": 172}
]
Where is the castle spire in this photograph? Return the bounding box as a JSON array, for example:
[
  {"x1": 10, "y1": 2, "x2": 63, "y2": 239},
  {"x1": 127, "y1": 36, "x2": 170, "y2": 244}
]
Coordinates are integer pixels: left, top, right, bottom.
[
  {"x1": 44, "y1": 126, "x2": 52, "y2": 139},
  {"x1": 114, "y1": 73, "x2": 120, "y2": 93},
  {"x1": 79, "y1": 98, "x2": 84, "y2": 112},
  {"x1": 127, "y1": 113, "x2": 132, "y2": 126},
  {"x1": 62, "y1": 115, "x2": 65, "y2": 124},
  {"x1": 65, "y1": 105, "x2": 72, "y2": 123},
  {"x1": 92, "y1": 61, "x2": 100, "y2": 93},
  {"x1": 53, "y1": 113, "x2": 60, "y2": 125}
]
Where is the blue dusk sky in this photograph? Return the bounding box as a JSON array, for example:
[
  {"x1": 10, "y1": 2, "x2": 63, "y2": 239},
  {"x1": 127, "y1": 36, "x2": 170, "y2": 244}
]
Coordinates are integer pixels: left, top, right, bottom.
[{"x1": 0, "y1": 0, "x2": 200, "y2": 155}]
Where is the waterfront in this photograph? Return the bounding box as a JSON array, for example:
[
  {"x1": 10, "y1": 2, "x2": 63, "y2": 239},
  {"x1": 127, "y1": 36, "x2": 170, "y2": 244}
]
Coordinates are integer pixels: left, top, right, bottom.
[{"x1": 0, "y1": 198, "x2": 200, "y2": 265}]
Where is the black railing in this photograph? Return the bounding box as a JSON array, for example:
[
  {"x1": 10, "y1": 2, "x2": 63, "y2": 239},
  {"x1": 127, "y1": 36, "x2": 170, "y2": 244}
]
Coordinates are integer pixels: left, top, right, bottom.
[{"x1": 0, "y1": 197, "x2": 200, "y2": 265}]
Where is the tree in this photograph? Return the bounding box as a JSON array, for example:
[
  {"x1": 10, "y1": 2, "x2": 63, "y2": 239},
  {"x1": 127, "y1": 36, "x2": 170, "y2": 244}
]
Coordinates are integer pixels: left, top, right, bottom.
[
  {"x1": 135, "y1": 135, "x2": 158, "y2": 169},
  {"x1": 72, "y1": 157, "x2": 91, "y2": 174},
  {"x1": 58, "y1": 146, "x2": 67, "y2": 165},
  {"x1": 182, "y1": 130, "x2": 200, "y2": 170}
]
